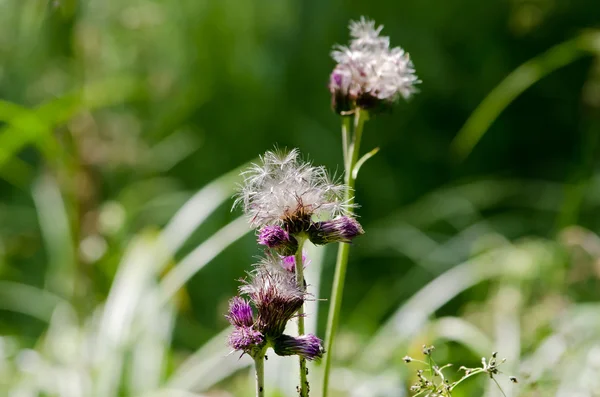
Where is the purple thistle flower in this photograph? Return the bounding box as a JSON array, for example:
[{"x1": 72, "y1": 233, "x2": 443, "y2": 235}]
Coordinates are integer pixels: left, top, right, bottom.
[
  {"x1": 226, "y1": 296, "x2": 254, "y2": 327},
  {"x1": 273, "y1": 334, "x2": 324, "y2": 361},
  {"x1": 307, "y1": 216, "x2": 364, "y2": 245},
  {"x1": 258, "y1": 225, "x2": 299, "y2": 256},
  {"x1": 281, "y1": 253, "x2": 310, "y2": 272},
  {"x1": 240, "y1": 260, "x2": 305, "y2": 338},
  {"x1": 228, "y1": 325, "x2": 264, "y2": 353}
]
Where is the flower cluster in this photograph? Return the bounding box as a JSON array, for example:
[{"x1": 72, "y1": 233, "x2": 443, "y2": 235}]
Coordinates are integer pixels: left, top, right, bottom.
[
  {"x1": 226, "y1": 257, "x2": 323, "y2": 361},
  {"x1": 329, "y1": 17, "x2": 420, "y2": 114},
  {"x1": 235, "y1": 149, "x2": 364, "y2": 258},
  {"x1": 403, "y1": 347, "x2": 517, "y2": 397}
]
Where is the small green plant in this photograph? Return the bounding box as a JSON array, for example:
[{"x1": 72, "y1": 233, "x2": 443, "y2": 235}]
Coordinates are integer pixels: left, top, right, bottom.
[{"x1": 403, "y1": 345, "x2": 517, "y2": 397}]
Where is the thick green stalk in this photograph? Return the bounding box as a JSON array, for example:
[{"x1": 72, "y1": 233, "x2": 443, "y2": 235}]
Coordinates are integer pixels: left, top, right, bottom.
[
  {"x1": 254, "y1": 352, "x2": 265, "y2": 397},
  {"x1": 295, "y1": 237, "x2": 309, "y2": 397},
  {"x1": 322, "y1": 110, "x2": 366, "y2": 397}
]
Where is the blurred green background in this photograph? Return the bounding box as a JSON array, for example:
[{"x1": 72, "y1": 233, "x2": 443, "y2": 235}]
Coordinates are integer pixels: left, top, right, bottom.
[{"x1": 1, "y1": 0, "x2": 600, "y2": 396}]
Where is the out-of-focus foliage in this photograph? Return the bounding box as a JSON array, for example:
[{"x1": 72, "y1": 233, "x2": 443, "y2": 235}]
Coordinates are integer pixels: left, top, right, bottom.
[{"x1": 0, "y1": 0, "x2": 599, "y2": 396}]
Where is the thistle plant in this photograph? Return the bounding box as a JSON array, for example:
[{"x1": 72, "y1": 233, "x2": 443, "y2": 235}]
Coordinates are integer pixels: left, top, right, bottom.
[
  {"x1": 403, "y1": 346, "x2": 518, "y2": 397},
  {"x1": 322, "y1": 17, "x2": 420, "y2": 396},
  {"x1": 231, "y1": 149, "x2": 363, "y2": 396},
  {"x1": 226, "y1": 257, "x2": 324, "y2": 396}
]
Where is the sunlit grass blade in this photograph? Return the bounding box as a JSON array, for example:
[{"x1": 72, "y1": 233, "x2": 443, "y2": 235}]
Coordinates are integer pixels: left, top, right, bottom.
[
  {"x1": 143, "y1": 391, "x2": 209, "y2": 397},
  {"x1": 32, "y1": 174, "x2": 76, "y2": 299},
  {"x1": 428, "y1": 317, "x2": 493, "y2": 358},
  {"x1": 159, "y1": 162, "x2": 249, "y2": 256},
  {"x1": 159, "y1": 216, "x2": 250, "y2": 301},
  {"x1": 357, "y1": 246, "x2": 514, "y2": 371},
  {"x1": 166, "y1": 327, "x2": 252, "y2": 391},
  {"x1": 486, "y1": 284, "x2": 522, "y2": 397},
  {"x1": 451, "y1": 31, "x2": 600, "y2": 161},
  {"x1": 96, "y1": 233, "x2": 166, "y2": 397},
  {"x1": 0, "y1": 281, "x2": 66, "y2": 322}
]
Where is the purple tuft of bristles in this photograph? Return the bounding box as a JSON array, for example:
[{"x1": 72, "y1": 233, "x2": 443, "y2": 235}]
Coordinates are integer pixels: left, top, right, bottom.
[
  {"x1": 239, "y1": 261, "x2": 305, "y2": 337},
  {"x1": 226, "y1": 296, "x2": 254, "y2": 327},
  {"x1": 228, "y1": 326, "x2": 264, "y2": 352}
]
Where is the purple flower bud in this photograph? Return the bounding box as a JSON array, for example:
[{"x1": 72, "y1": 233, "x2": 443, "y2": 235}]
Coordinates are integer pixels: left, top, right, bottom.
[
  {"x1": 258, "y1": 225, "x2": 299, "y2": 256},
  {"x1": 307, "y1": 216, "x2": 364, "y2": 245},
  {"x1": 228, "y1": 325, "x2": 264, "y2": 353},
  {"x1": 226, "y1": 296, "x2": 254, "y2": 327},
  {"x1": 273, "y1": 334, "x2": 324, "y2": 361},
  {"x1": 240, "y1": 262, "x2": 305, "y2": 337},
  {"x1": 281, "y1": 253, "x2": 310, "y2": 273}
]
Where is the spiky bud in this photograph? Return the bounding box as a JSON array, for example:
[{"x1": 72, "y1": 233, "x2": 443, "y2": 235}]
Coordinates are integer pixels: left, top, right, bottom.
[
  {"x1": 258, "y1": 225, "x2": 299, "y2": 256},
  {"x1": 308, "y1": 216, "x2": 364, "y2": 245},
  {"x1": 273, "y1": 334, "x2": 324, "y2": 361}
]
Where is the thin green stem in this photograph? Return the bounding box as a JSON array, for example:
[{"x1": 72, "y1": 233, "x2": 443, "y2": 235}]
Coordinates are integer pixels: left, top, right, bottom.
[
  {"x1": 295, "y1": 237, "x2": 309, "y2": 397},
  {"x1": 322, "y1": 109, "x2": 367, "y2": 397},
  {"x1": 254, "y1": 352, "x2": 265, "y2": 397},
  {"x1": 448, "y1": 369, "x2": 485, "y2": 391},
  {"x1": 341, "y1": 116, "x2": 351, "y2": 171}
]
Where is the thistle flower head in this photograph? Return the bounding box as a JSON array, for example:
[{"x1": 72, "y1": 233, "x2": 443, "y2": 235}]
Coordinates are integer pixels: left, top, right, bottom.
[
  {"x1": 240, "y1": 258, "x2": 306, "y2": 337},
  {"x1": 235, "y1": 149, "x2": 351, "y2": 230},
  {"x1": 308, "y1": 216, "x2": 364, "y2": 245},
  {"x1": 330, "y1": 16, "x2": 420, "y2": 114},
  {"x1": 226, "y1": 296, "x2": 254, "y2": 328},
  {"x1": 258, "y1": 225, "x2": 299, "y2": 256},
  {"x1": 228, "y1": 325, "x2": 264, "y2": 354},
  {"x1": 273, "y1": 334, "x2": 324, "y2": 361}
]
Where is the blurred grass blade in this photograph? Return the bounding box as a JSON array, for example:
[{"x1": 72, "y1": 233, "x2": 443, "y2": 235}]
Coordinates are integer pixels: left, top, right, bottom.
[
  {"x1": 144, "y1": 391, "x2": 208, "y2": 397},
  {"x1": 96, "y1": 233, "x2": 165, "y2": 397},
  {"x1": 429, "y1": 316, "x2": 493, "y2": 358},
  {"x1": 486, "y1": 283, "x2": 522, "y2": 397},
  {"x1": 32, "y1": 174, "x2": 76, "y2": 299},
  {"x1": 0, "y1": 281, "x2": 65, "y2": 322},
  {"x1": 160, "y1": 162, "x2": 249, "y2": 255},
  {"x1": 451, "y1": 32, "x2": 599, "y2": 161},
  {"x1": 130, "y1": 293, "x2": 175, "y2": 395},
  {"x1": 358, "y1": 246, "x2": 512, "y2": 370},
  {"x1": 167, "y1": 327, "x2": 252, "y2": 391},
  {"x1": 159, "y1": 216, "x2": 250, "y2": 301}
]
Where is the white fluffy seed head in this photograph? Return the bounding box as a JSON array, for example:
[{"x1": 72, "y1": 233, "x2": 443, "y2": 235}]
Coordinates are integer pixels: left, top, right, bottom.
[
  {"x1": 234, "y1": 148, "x2": 352, "y2": 228},
  {"x1": 330, "y1": 16, "x2": 420, "y2": 109}
]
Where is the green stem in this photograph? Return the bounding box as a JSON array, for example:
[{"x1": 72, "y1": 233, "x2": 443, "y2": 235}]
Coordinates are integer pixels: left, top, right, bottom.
[
  {"x1": 341, "y1": 116, "x2": 351, "y2": 171},
  {"x1": 254, "y1": 352, "x2": 265, "y2": 397},
  {"x1": 295, "y1": 237, "x2": 309, "y2": 397},
  {"x1": 322, "y1": 109, "x2": 367, "y2": 397}
]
